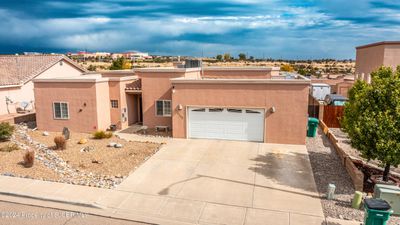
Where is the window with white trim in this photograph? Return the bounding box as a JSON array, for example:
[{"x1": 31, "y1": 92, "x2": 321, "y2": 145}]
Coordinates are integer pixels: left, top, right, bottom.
[
  {"x1": 156, "y1": 100, "x2": 172, "y2": 116},
  {"x1": 53, "y1": 102, "x2": 69, "y2": 119},
  {"x1": 111, "y1": 100, "x2": 119, "y2": 108}
]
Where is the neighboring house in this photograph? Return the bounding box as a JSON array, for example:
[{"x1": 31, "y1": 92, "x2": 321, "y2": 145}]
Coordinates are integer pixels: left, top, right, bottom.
[
  {"x1": 356, "y1": 41, "x2": 400, "y2": 81},
  {"x1": 0, "y1": 55, "x2": 86, "y2": 115},
  {"x1": 311, "y1": 76, "x2": 354, "y2": 97},
  {"x1": 34, "y1": 66, "x2": 310, "y2": 144}
]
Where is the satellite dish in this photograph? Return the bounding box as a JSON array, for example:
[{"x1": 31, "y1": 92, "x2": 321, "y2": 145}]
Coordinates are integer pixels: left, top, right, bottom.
[{"x1": 21, "y1": 101, "x2": 30, "y2": 110}]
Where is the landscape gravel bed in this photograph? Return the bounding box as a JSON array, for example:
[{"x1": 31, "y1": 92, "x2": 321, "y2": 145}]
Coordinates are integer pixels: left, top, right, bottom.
[
  {"x1": 306, "y1": 128, "x2": 400, "y2": 224},
  {"x1": 0, "y1": 124, "x2": 162, "y2": 189},
  {"x1": 330, "y1": 128, "x2": 400, "y2": 175}
]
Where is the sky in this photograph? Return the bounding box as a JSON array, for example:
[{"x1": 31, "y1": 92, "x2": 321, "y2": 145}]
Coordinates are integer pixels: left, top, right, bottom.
[{"x1": 0, "y1": 0, "x2": 399, "y2": 59}]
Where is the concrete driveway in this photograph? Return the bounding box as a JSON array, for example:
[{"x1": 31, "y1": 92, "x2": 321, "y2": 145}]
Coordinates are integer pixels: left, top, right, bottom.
[{"x1": 113, "y1": 139, "x2": 324, "y2": 225}]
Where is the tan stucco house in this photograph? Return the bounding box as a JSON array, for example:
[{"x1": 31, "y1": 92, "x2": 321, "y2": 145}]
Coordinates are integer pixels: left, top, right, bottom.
[
  {"x1": 34, "y1": 65, "x2": 311, "y2": 144},
  {"x1": 356, "y1": 41, "x2": 400, "y2": 81},
  {"x1": 0, "y1": 54, "x2": 86, "y2": 115}
]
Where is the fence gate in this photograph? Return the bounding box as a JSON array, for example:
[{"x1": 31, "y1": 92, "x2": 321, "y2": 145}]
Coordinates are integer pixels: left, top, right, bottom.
[
  {"x1": 308, "y1": 94, "x2": 320, "y2": 119},
  {"x1": 323, "y1": 105, "x2": 344, "y2": 128}
]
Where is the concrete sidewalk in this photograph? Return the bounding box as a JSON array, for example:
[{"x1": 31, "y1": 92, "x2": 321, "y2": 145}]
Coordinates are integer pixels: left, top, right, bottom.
[{"x1": 0, "y1": 139, "x2": 361, "y2": 225}]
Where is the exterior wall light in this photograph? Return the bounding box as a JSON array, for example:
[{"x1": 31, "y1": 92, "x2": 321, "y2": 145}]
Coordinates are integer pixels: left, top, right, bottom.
[
  {"x1": 270, "y1": 106, "x2": 276, "y2": 113},
  {"x1": 178, "y1": 104, "x2": 183, "y2": 110}
]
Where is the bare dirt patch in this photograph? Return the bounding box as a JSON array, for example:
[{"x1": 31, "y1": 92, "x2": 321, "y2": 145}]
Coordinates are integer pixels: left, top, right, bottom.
[
  {"x1": 0, "y1": 141, "x2": 59, "y2": 180},
  {"x1": 28, "y1": 130, "x2": 161, "y2": 177},
  {"x1": 120, "y1": 126, "x2": 172, "y2": 138},
  {"x1": 0, "y1": 124, "x2": 162, "y2": 188}
]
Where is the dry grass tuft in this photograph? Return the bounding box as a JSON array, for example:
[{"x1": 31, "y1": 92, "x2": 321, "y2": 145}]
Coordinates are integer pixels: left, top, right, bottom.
[
  {"x1": 54, "y1": 136, "x2": 66, "y2": 150},
  {"x1": 23, "y1": 148, "x2": 35, "y2": 168}
]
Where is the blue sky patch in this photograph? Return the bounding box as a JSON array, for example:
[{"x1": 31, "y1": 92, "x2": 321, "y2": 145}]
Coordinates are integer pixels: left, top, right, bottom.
[{"x1": 0, "y1": 0, "x2": 399, "y2": 59}]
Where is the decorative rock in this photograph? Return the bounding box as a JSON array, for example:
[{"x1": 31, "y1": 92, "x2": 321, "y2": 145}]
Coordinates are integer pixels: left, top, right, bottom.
[
  {"x1": 42, "y1": 131, "x2": 49, "y2": 136},
  {"x1": 115, "y1": 143, "x2": 123, "y2": 148},
  {"x1": 108, "y1": 142, "x2": 117, "y2": 147},
  {"x1": 80, "y1": 146, "x2": 94, "y2": 152},
  {"x1": 10, "y1": 124, "x2": 125, "y2": 189},
  {"x1": 3, "y1": 172, "x2": 15, "y2": 177},
  {"x1": 78, "y1": 138, "x2": 88, "y2": 144},
  {"x1": 62, "y1": 127, "x2": 70, "y2": 140}
]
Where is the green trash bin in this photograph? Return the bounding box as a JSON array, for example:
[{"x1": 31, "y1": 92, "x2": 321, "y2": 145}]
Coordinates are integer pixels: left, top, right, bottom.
[
  {"x1": 307, "y1": 117, "x2": 319, "y2": 137},
  {"x1": 364, "y1": 198, "x2": 392, "y2": 225}
]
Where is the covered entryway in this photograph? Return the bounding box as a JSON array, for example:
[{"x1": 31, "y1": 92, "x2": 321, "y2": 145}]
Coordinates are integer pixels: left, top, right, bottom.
[{"x1": 187, "y1": 107, "x2": 265, "y2": 142}]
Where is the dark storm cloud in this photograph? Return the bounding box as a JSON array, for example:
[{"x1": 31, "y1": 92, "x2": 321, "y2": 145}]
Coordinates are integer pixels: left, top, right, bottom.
[{"x1": 0, "y1": 0, "x2": 399, "y2": 58}]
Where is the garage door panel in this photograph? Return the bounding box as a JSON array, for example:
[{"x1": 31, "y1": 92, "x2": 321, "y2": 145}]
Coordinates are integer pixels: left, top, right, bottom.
[{"x1": 188, "y1": 107, "x2": 264, "y2": 142}]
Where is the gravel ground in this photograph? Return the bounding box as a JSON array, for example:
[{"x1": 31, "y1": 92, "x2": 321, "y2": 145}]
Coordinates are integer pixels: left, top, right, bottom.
[
  {"x1": 120, "y1": 126, "x2": 172, "y2": 137},
  {"x1": 330, "y1": 128, "x2": 400, "y2": 175},
  {"x1": 306, "y1": 128, "x2": 400, "y2": 224},
  {"x1": 29, "y1": 130, "x2": 161, "y2": 176},
  {"x1": 0, "y1": 142, "x2": 60, "y2": 181},
  {"x1": 0, "y1": 125, "x2": 162, "y2": 188}
]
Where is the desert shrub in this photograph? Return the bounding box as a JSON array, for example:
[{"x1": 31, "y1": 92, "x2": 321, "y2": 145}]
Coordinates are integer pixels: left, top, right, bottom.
[
  {"x1": 93, "y1": 130, "x2": 113, "y2": 139},
  {"x1": 54, "y1": 136, "x2": 66, "y2": 150},
  {"x1": 0, "y1": 142, "x2": 19, "y2": 152},
  {"x1": 23, "y1": 148, "x2": 35, "y2": 168},
  {"x1": 105, "y1": 131, "x2": 113, "y2": 138},
  {"x1": 0, "y1": 122, "x2": 14, "y2": 141}
]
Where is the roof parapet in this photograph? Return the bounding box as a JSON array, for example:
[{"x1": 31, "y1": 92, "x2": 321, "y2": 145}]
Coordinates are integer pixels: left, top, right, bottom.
[{"x1": 356, "y1": 41, "x2": 400, "y2": 49}]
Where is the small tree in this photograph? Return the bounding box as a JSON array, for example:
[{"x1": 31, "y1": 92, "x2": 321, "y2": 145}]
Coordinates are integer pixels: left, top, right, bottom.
[
  {"x1": 87, "y1": 64, "x2": 97, "y2": 71},
  {"x1": 0, "y1": 122, "x2": 14, "y2": 141},
  {"x1": 110, "y1": 57, "x2": 132, "y2": 70},
  {"x1": 238, "y1": 53, "x2": 246, "y2": 61},
  {"x1": 216, "y1": 54, "x2": 223, "y2": 61},
  {"x1": 223, "y1": 53, "x2": 231, "y2": 61},
  {"x1": 342, "y1": 67, "x2": 400, "y2": 181},
  {"x1": 280, "y1": 64, "x2": 294, "y2": 72}
]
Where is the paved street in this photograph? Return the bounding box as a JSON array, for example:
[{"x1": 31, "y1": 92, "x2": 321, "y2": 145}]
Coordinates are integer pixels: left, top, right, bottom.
[{"x1": 0, "y1": 200, "x2": 148, "y2": 225}]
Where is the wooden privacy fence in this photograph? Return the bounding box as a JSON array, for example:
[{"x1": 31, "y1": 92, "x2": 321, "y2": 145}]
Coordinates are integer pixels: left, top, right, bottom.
[
  {"x1": 323, "y1": 105, "x2": 344, "y2": 128},
  {"x1": 308, "y1": 94, "x2": 320, "y2": 119}
]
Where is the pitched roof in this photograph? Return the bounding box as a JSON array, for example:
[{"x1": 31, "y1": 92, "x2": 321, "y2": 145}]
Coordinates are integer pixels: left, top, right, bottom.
[
  {"x1": 0, "y1": 54, "x2": 86, "y2": 86},
  {"x1": 125, "y1": 79, "x2": 141, "y2": 91}
]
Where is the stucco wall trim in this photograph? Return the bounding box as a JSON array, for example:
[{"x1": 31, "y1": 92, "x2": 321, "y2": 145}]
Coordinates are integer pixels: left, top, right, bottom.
[
  {"x1": 108, "y1": 76, "x2": 138, "y2": 82},
  {"x1": 171, "y1": 78, "x2": 310, "y2": 85},
  {"x1": 33, "y1": 78, "x2": 109, "y2": 83},
  {"x1": 203, "y1": 67, "x2": 280, "y2": 71},
  {"x1": 135, "y1": 68, "x2": 201, "y2": 73},
  {"x1": 0, "y1": 84, "x2": 22, "y2": 89},
  {"x1": 356, "y1": 41, "x2": 400, "y2": 49}
]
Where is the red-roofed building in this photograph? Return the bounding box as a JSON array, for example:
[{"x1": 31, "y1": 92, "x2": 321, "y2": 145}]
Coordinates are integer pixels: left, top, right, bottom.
[{"x1": 0, "y1": 54, "x2": 86, "y2": 115}]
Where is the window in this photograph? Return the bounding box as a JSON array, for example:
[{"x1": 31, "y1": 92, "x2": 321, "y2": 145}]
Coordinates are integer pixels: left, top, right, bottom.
[
  {"x1": 53, "y1": 102, "x2": 69, "y2": 119},
  {"x1": 111, "y1": 100, "x2": 119, "y2": 108},
  {"x1": 209, "y1": 108, "x2": 223, "y2": 112},
  {"x1": 156, "y1": 100, "x2": 172, "y2": 116},
  {"x1": 246, "y1": 109, "x2": 261, "y2": 114},
  {"x1": 227, "y1": 108, "x2": 242, "y2": 113},
  {"x1": 192, "y1": 108, "x2": 206, "y2": 112}
]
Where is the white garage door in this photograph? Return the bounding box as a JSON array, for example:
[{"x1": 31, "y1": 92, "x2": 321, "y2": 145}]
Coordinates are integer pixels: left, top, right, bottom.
[{"x1": 188, "y1": 107, "x2": 265, "y2": 142}]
